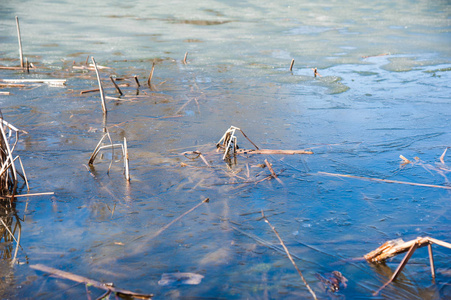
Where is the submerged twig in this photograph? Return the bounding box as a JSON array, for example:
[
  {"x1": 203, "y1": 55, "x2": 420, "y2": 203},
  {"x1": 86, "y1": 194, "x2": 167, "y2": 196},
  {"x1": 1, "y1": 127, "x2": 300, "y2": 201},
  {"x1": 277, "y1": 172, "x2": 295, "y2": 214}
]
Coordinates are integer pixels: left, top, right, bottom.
[
  {"x1": 130, "y1": 198, "x2": 210, "y2": 255},
  {"x1": 30, "y1": 264, "x2": 153, "y2": 299},
  {"x1": 318, "y1": 171, "x2": 451, "y2": 190},
  {"x1": 261, "y1": 211, "x2": 317, "y2": 300},
  {"x1": 91, "y1": 57, "x2": 107, "y2": 114}
]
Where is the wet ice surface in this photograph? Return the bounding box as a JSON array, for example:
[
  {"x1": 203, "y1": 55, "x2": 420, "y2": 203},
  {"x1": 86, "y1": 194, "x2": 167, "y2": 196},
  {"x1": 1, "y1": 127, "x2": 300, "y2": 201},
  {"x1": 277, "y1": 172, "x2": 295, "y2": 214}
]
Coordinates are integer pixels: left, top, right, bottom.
[{"x1": 0, "y1": 0, "x2": 450, "y2": 299}]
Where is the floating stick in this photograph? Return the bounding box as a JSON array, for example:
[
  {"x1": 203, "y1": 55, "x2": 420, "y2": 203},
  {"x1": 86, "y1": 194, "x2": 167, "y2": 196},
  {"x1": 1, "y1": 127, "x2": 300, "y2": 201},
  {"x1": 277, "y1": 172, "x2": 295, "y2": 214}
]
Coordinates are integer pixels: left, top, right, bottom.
[
  {"x1": 80, "y1": 88, "x2": 100, "y2": 95},
  {"x1": 183, "y1": 52, "x2": 188, "y2": 64},
  {"x1": 7, "y1": 192, "x2": 54, "y2": 198},
  {"x1": 91, "y1": 57, "x2": 107, "y2": 114},
  {"x1": 147, "y1": 62, "x2": 155, "y2": 87},
  {"x1": 30, "y1": 264, "x2": 153, "y2": 299},
  {"x1": 237, "y1": 149, "x2": 313, "y2": 155},
  {"x1": 289, "y1": 59, "x2": 295, "y2": 71},
  {"x1": 318, "y1": 171, "x2": 451, "y2": 190},
  {"x1": 134, "y1": 75, "x2": 140, "y2": 87},
  {"x1": 0, "y1": 79, "x2": 66, "y2": 86},
  {"x1": 109, "y1": 76, "x2": 123, "y2": 96},
  {"x1": 261, "y1": 211, "x2": 317, "y2": 300},
  {"x1": 15, "y1": 16, "x2": 24, "y2": 68}
]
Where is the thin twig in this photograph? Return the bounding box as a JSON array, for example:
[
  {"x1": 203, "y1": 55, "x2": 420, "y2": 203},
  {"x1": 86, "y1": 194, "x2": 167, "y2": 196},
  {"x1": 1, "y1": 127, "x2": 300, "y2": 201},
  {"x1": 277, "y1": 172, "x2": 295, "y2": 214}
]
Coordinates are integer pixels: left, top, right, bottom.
[
  {"x1": 261, "y1": 211, "x2": 317, "y2": 300},
  {"x1": 183, "y1": 52, "x2": 188, "y2": 64},
  {"x1": 110, "y1": 76, "x2": 123, "y2": 96},
  {"x1": 134, "y1": 75, "x2": 140, "y2": 87}
]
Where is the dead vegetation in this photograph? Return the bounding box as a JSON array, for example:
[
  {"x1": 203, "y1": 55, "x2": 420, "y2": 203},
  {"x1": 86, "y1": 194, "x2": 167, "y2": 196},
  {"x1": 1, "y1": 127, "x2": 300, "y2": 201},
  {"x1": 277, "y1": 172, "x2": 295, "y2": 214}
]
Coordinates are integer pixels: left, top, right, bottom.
[{"x1": 0, "y1": 15, "x2": 450, "y2": 300}]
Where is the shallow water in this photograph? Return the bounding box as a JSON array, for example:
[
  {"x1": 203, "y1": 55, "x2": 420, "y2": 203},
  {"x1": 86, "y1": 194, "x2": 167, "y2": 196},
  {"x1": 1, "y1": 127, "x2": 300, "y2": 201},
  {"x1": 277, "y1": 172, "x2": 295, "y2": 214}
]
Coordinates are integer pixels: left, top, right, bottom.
[{"x1": 0, "y1": 0, "x2": 450, "y2": 299}]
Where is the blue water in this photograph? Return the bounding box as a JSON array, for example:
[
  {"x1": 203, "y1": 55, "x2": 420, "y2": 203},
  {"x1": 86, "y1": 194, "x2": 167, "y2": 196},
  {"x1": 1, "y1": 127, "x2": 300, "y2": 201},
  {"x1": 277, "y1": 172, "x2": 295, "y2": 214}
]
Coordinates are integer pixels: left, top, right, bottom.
[{"x1": 0, "y1": 1, "x2": 450, "y2": 299}]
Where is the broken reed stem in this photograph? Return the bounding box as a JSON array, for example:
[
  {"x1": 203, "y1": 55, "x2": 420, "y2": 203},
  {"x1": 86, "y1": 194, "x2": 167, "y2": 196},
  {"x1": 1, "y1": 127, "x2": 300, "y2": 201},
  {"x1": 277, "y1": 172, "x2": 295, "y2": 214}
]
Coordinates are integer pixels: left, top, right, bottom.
[
  {"x1": 30, "y1": 264, "x2": 153, "y2": 299},
  {"x1": 289, "y1": 59, "x2": 295, "y2": 72},
  {"x1": 373, "y1": 242, "x2": 419, "y2": 296},
  {"x1": 15, "y1": 16, "x2": 24, "y2": 68},
  {"x1": 147, "y1": 62, "x2": 155, "y2": 87},
  {"x1": 109, "y1": 76, "x2": 123, "y2": 96},
  {"x1": 428, "y1": 243, "x2": 435, "y2": 279},
  {"x1": 264, "y1": 159, "x2": 283, "y2": 184},
  {"x1": 318, "y1": 171, "x2": 451, "y2": 190},
  {"x1": 134, "y1": 75, "x2": 140, "y2": 87},
  {"x1": 238, "y1": 128, "x2": 260, "y2": 150},
  {"x1": 6, "y1": 192, "x2": 54, "y2": 198},
  {"x1": 183, "y1": 52, "x2": 188, "y2": 64},
  {"x1": 0, "y1": 217, "x2": 20, "y2": 246},
  {"x1": 91, "y1": 57, "x2": 107, "y2": 114},
  {"x1": 261, "y1": 211, "x2": 317, "y2": 300},
  {"x1": 124, "y1": 137, "x2": 130, "y2": 181}
]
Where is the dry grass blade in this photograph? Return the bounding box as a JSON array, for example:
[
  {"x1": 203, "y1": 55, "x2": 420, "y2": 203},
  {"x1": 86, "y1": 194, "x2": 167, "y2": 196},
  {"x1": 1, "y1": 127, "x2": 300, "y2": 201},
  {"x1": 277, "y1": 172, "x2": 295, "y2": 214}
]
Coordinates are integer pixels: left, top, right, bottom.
[
  {"x1": 261, "y1": 211, "x2": 317, "y2": 300},
  {"x1": 30, "y1": 264, "x2": 153, "y2": 299},
  {"x1": 237, "y1": 149, "x2": 313, "y2": 155},
  {"x1": 91, "y1": 57, "x2": 107, "y2": 114},
  {"x1": 183, "y1": 52, "x2": 188, "y2": 64}
]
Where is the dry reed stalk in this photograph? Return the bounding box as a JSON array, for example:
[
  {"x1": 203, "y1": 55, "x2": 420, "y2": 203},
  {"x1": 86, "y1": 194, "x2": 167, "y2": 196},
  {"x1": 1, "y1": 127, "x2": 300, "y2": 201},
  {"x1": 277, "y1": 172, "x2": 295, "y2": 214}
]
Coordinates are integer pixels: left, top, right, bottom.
[
  {"x1": 237, "y1": 149, "x2": 313, "y2": 155},
  {"x1": 440, "y1": 147, "x2": 448, "y2": 165},
  {"x1": 318, "y1": 171, "x2": 451, "y2": 190},
  {"x1": 80, "y1": 88, "x2": 100, "y2": 95},
  {"x1": 15, "y1": 17, "x2": 24, "y2": 68},
  {"x1": 109, "y1": 76, "x2": 123, "y2": 96},
  {"x1": 0, "y1": 92, "x2": 10, "y2": 96},
  {"x1": 7, "y1": 192, "x2": 54, "y2": 198},
  {"x1": 261, "y1": 211, "x2": 317, "y2": 300},
  {"x1": 264, "y1": 159, "x2": 283, "y2": 184},
  {"x1": 147, "y1": 62, "x2": 155, "y2": 87},
  {"x1": 0, "y1": 79, "x2": 66, "y2": 86},
  {"x1": 30, "y1": 264, "x2": 153, "y2": 299},
  {"x1": 183, "y1": 52, "x2": 188, "y2": 64},
  {"x1": 365, "y1": 237, "x2": 451, "y2": 295},
  {"x1": 312, "y1": 68, "x2": 321, "y2": 77},
  {"x1": 289, "y1": 59, "x2": 295, "y2": 71},
  {"x1": 91, "y1": 57, "x2": 107, "y2": 114},
  {"x1": 124, "y1": 137, "x2": 130, "y2": 181},
  {"x1": 88, "y1": 133, "x2": 130, "y2": 180},
  {"x1": 134, "y1": 75, "x2": 140, "y2": 87}
]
